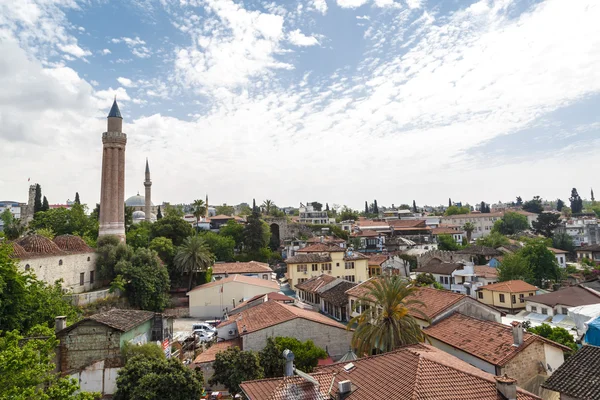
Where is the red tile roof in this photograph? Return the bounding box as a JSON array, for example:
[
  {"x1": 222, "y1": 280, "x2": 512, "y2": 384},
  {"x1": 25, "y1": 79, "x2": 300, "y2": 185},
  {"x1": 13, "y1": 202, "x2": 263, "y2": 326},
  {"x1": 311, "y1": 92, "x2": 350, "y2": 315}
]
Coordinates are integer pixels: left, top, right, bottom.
[
  {"x1": 187, "y1": 274, "x2": 280, "y2": 293},
  {"x1": 356, "y1": 220, "x2": 389, "y2": 228},
  {"x1": 193, "y1": 339, "x2": 241, "y2": 364},
  {"x1": 432, "y1": 227, "x2": 464, "y2": 235},
  {"x1": 297, "y1": 243, "x2": 345, "y2": 253},
  {"x1": 219, "y1": 300, "x2": 347, "y2": 334},
  {"x1": 547, "y1": 247, "x2": 568, "y2": 254},
  {"x1": 479, "y1": 280, "x2": 537, "y2": 293},
  {"x1": 241, "y1": 344, "x2": 541, "y2": 400},
  {"x1": 474, "y1": 265, "x2": 498, "y2": 279},
  {"x1": 352, "y1": 229, "x2": 380, "y2": 237},
  {"x1": 295, "y1": 274, "x2": 337, "y2": 292},
  {"x1": 388, "y1": 219, "x2": 428, "y2": 228},
  {"x1": 424, "y1": 313, "x2": 569, "y2": 366},
  {"x1": 367, "y1": 255, "x2": 388, "y2": 266},
  {"x1": 346, "y1": 281, "x2": 467, "y2": 321},
  {"x1": 212, "y1": 261, "x2": 273, "y2": 275}
]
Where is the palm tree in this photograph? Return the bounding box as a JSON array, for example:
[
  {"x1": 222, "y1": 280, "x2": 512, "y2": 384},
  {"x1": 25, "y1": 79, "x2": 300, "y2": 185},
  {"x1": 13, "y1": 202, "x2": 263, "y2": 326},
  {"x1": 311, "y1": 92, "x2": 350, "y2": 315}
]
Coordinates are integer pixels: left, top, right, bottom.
[
  {"x1": 192, "y1": 199, "x2": 206, "y2": 231},
  {"x1": 348, "y1": 276, "x2": 427, "y2": 356},
  {"x1": 463, "y1": 222, "x2": 475, "y2": 243},
  {"x1": 174, "y1": 235, "x2": 214, "y2": 290},
  {"x1": 262, "y1": 199, "x2": 274, "y2": 215}
]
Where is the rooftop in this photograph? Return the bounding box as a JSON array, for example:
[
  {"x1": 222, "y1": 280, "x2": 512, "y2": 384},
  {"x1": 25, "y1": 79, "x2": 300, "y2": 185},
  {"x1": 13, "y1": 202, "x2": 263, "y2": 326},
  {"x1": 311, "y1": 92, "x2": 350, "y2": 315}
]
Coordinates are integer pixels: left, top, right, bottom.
[
  {"x1": 218, "y1": 300, "x2": 347, "y2": 334},
  {"x1": 212, "y1": 261, "x2": 273, "y2": 275},
  {"x1": 456, "y1": 245, "x2": 503, "y2": 257},
  {"x1": 319, "y1": 280, "x2": 357, "y2": 306},
  {"x1": 526, "y1": 285, "x2": 600, "y2": 307},
  {"x1": 367, "y1": 254, "x2": 388, "y2": 266},
  {"x1": 53, "y1": 234, "x2": 93, "y2": 253},
  {"x1": 285, "y1": 253, "x2": 332, "y2": 264},
  {"x1": 479, "y1": 280, "x2": 538, "y2": 293},
  {"x1": 192, "y1": 339, "x2": 241, "y2": 364},
  {"x1": 415, "y1": 261, "x2": 465, "y2": 275},
  {"x1": 295, "y1": 274, "x2": 337, "y2": 293},
  {"x1": 58, "y1": 309, "x2": 156, "y2": 335},
  {"x1": 187, "y1": 274, "x2": 280, "y2": 293},
  {"x1": 306, "y1": 235, "x2": 346, "y2": 244},
  {"x1": 579, "y1": 244, "x2": 600, "y2": 252},
  {"x1": 16, "y1": 234, "x2": 63, "y2": 256},
  {"x1": 542, "y1": 345, "x2": 600, "y2": 399},
  {"x1": 297, "y1": 243, "x2": 345, "y2": 253},
  {"x1": 241, "y1": 344, "x2": 540, "y2": 400},
  {"x1": 474, "y1": 265, "x2": 499, "y2": 279}
]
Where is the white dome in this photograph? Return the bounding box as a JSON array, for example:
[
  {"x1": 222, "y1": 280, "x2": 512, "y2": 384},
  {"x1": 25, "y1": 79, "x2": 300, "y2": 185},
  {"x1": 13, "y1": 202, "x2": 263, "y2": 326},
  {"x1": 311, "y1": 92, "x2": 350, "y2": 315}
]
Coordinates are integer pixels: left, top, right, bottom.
[
  {"x1": 125, "y1": 193, "x2": 154, "y2": 207},
  {"x1": 132, "y1": 210, "x2": 146, "y2": 219}
]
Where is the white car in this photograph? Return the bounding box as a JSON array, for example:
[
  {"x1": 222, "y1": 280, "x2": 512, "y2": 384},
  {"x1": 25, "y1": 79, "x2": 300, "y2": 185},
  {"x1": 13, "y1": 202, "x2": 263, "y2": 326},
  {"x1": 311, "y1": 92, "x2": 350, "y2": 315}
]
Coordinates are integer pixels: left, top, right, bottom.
[
  {"x1": 193, "y1": 329, "x2": 215, "y2": 344},
  {"x1": 192, "y1": 322, "x2": 217, "y2": 334}
]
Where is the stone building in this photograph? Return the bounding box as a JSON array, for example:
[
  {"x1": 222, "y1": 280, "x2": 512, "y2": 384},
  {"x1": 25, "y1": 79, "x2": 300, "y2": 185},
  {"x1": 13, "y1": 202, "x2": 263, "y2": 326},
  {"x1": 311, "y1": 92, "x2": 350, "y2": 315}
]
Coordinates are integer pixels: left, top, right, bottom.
[
  {"x1": 98, "y1": 99, "x2": 127, "y2": 241},
  {"x1": 9, "y1": 234, "x2": 97, "y2": 294}
]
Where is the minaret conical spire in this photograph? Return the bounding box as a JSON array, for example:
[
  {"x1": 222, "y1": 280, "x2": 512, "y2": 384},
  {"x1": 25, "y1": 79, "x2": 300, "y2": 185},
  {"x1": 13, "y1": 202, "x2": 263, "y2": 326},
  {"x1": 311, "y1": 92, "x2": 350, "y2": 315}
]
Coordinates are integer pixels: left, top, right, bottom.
[{"x1": 108, "y1": 97, "x2": 122, "y2": 119}]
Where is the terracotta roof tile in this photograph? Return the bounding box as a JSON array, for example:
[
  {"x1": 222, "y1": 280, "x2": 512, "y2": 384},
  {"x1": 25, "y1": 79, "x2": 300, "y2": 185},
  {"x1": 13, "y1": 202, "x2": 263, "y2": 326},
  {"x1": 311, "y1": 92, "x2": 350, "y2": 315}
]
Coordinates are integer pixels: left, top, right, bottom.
[
  {"x1": 219, "y1": 300, "x2": 347, "y2": 334},
  {"x1": 474, "y1": 266, "x2": 498, "y2": 279},
  {"x1": 388, "y1": 219, "x2": 428, "y2": 228},
  {"x1": 241, "y1": 344, "x2": 541, "y2": 400},
  {"x1": 424, "y1": 313, "x2": 567, "y2": 366},
  {"x1": 547, "y1": 247, "x2": 568, "y2": 254},
  {"x1": 479, "y1": 280, "x2": 537, "y2": 293},
  {"x1": 285, "y1": 253, "x2": 332, "y2": 264},
  {"x1": 187, "y1": 274, "x2": 280, "y2": 293},
  {"x1": 367, "y1": 255, "x2": 388, "y2": 266},
  {"x1": 432, "y1": 227, "x2": 464, "y2": 235},
  {"x1": 297, "y1": 243, "x2": 345, "y2": 253},
  {"x1": 542, "y1": 345, "x2": 600, "y2": 399},
  {"x1": 193, "y1": 339, "x2": 241, "y2": 364},
  {"x1": 212, "y1": 261, "x2": 273, "y2": 275},
  {"x1": 352, "y1": 230, "x2": 380, "y2": 237},
  {"x1": 53, "y1": 234, "x2": 93, "y2": 253},
  {"x1": 295, "y1": 274, "x2": 337, "y2": 292},
  {"x1": 356, "y1": 220, "x2": 389, "y2": 228},
  {"x1": 16, "y1": 234, "x2": 63, "y2": 256},
  {"x1": 7, "y1": 241, "x2": 28, "y2": 258}
]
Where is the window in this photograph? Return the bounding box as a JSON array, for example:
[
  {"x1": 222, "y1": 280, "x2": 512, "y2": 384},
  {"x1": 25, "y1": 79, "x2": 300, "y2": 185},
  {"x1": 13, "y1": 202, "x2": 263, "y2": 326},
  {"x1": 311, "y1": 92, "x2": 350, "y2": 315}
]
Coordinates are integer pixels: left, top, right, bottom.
[
  {"x1": 345, "y1": 262, "x2": 355, "y2": 270},
  {"x1": 531, "y1": 306, "x2": 537, "y2": 313},
  {"x1": 297, "y1": 264, "x2": 307, "y2": 273},
  {"x1": 298, "y1": 278, "x2": 307, "y2": 284},
  {"x1": 80, "y1": 272, "x2": 85, "y2": 286},
  {"x1": 541, "y1": 308, "x2": 548, "y2": 315},
  {"x1": 336, "y1": 263, "x2": 340, "y2": 267},
  {"x1": 561, "y1": 307, "x2": 568, "y2": 315},
  {"x1": 322, "y1": 263, "x2": 332, "y2": 272},
  {"x1": 344, "y1": 275, "x2": 356, "y2": 283},
  {"x1": 499, "y1": 294, "x2": 505, "y2": 303},
  {"x1": 439, "y1": 276, "x2": 444, "y2": 283},
  {"x1": 312, "y1": 264, "x2": 318, "y2": 271},
  {"x1": 511, "y1": 295, "x2": 516, "y2": 304},
  {"x1": 444, "y1": 276, "x2": 449, "y2": 285},
  {"x1": 351, "y1": 299, "x2": 355, "y2": 311},
  {"x1": 58, "y1": 259, "x2": 63, "y2": 266},
  {"x1": 519, "y1": 294, "x2": 525, "y2": 303},
  {"x1": 25, "y1": 264, "x2": 30, "y2": 271},
  {"x1": 477, "y1": 291, "x2": 483, "y2": 299},
  {"x1": 87, "y1": 256, "x2": 91, "y2": 261},
  {"x1": 529, "y1": 292, "x2": 534, "y2": 296},
  {"x1": 90, "y1": 271, "x2": 95, "y2": 285}
]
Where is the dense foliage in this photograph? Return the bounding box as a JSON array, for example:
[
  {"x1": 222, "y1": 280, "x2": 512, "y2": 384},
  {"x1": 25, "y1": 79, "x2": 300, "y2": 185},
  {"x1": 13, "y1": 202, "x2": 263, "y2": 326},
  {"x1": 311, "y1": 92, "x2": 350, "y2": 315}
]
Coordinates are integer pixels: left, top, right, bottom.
[
  {"x1": 259, "y1": 337, "x2": 328, "y2": 377},
  {"x1": 30, "y1": 203, "x2": 98, "y2": 243},
  {"x1": 437, "y1": 234, "x2": 461, "y2": 251},
  {"x1": 491, "y1": 212, "x2": 529, "y2": 235},
  {"x1": 527, "y1": 323, "x2": 577, "y2": 353},
  {"x1": 174, "y1": 235, "x2": 214, "y2": 291},
  {"x1": 497, "y1": 239, "x2": 561, "y2": 286},
  {"x1": 209, "y1": 346, "x2": 263, "y2": 396},
  {"x1": 150, "y1": 216, "x2": 194, "y2": 246},
  {"x1": 532, "y1": 213, "x2": 561, "y2": 238}
]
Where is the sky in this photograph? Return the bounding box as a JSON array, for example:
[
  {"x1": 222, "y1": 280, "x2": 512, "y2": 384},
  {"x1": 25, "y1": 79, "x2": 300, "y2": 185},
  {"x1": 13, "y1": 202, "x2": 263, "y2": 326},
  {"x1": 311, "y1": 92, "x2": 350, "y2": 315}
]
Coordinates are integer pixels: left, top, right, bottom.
[{"x1": 0, "y1": 0, "x2": 599, "y2": 211}]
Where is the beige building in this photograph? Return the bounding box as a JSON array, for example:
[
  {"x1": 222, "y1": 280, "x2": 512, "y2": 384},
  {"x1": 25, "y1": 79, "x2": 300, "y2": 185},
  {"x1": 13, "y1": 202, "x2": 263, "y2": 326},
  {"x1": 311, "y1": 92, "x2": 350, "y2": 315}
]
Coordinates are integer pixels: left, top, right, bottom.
[
  {"x1": 285, "y1": 243, "x2": 369, "y2": 289},
  {"x1": 477, "y1": 280, "x2": 538, "y2": 313},
  {"x1": 10, "y1": 234, "x2": 97, "y2": 294},
  {"x1": 212, "y1": 261, "x2": 274, "y2": 281},
  {"x1": 440, "y1": 211, "x2": 537, "y2": 239},
  {"x1": 217, "y1": 300, "x2": 353, "y2": 360},
  {"x1": 187, "y1": 275, "x2": 280, "y2": 319}
]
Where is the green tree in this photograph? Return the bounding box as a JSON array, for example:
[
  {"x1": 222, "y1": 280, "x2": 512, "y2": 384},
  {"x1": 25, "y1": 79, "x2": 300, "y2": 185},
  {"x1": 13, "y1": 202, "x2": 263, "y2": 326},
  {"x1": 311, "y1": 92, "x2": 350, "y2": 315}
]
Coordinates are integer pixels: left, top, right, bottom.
[
  {"x1": 156, "y1": 205, "x2": 163, "y2": 220},
  {"x1": 532, "y1": 213, "x2": 561, "y2": 237},
  {"x1": 364, "y1": 201, "x2": 369, "y2": 215},
  {"x1": 448, "y1": 198, "x2": 452, "y2": 207},
  {"x1": 149, "y1": 237, "x2": 175, "y2": 266},
  {"x1": 444, "y1": 205, "x2": 470, "y2": 216},
  {"x1": 273, "y1": 337, "x2": 327, "y2": 373},
  {"x1": 497, "y1": 253, "x2": 534, "y2": 284},
  {"x1": 243, "y1": 205, "x2": 270, "y2": 254},
  {"x1": 95, "y1": 236, "x2": 131, "y2": 282},
  {"x1": 115, "y1": 355, "x2": 204, "y2": 400},
  {"x1": 34, "y1": 184, "x2": 42, "y2": 214},
  {"x1": 527, "y1": 323, "x2": 577, "y2": 353},
  {"x1": 1, "y1": 208, "x2": 22, "y2": 240},
  {"x1": 215, "y1": 204, "x2": 235, "y2": 215},
  {"x1": 74, "y1": 192, "x2": 80, "y2": 205},
  {"x1": 30, "y1": 203, "x2": 95, "y2": 238},
  {"x1": 437, "y1": 234, "x2": 460, "y2": 251},
  {"x1": 520, "y1": 239, "x2": 561, "y2": 286},
  {"x1": 200, "y1": 231, "x2": 235, "y2": 261},
  {"x1": 348, "y1": 275, "x2": 426, "y2": 355},
  {"x1": 126, "y1": 221, "x2": 152, "y2": 249},
  {"x1": 337, "y1": 206, "x2": 359, "y2": 222},
  {"x1": 0, "y1": 330, "x2": 99, "y2": 400},
  {"x1": 262, "y1": 199, "x2": 274, "y2": 215},
  {"x1": 220, "y1": 219, "x2": 245, "y2": 248},
  {"x1": 556, "y1": 199, "x2": 565, "y2": 211},
  {"x1": 121, "y1": 342, "x2": 165, "y2": 364},
  {"x1": 115, "y1": 248, "x2": 170, "y2": 311},
  {"x1": 522, "y1": 196, "x2": 543, "y2": 214},
  {"x1": 174, "y1": 235, "x2": 214, "y2": 291},
  {"x1": 209, "y1": 347, "x2": 263, "y2": 396},
  {"x1": 552, "y1": 232, "x2": 575, "y2": 253},
  {"x1": 516, "y1": 196, "x2": 523, "y2": 206},
  {"x1": 463, "y1": 222, "x2": 475, "y2": 242},
  {"x1": 41, "y1": 196, "x2": 49, "y2": 212},
  {"x1": 191, "y1": 199, "x2": 206, "y2": 231},
  {"x1": 412, "y1": 200, "x2": 417, "y2": 213},
  {"x1": 569, "y1": 188, "x2": 583, "y2": 214},
  {"x1": 258, "y1": 337, "x2": 285, "y2": 378},
  {"x1": 476, "y1": 231, "x2": 509, "y2": 248},
  {"x1": 310, "y1": 202, "x2": 323, "y2": 212},
  {"x1": 163, "y1": 204, "x2": 184, "y2": 218},
  {"x1": 150, "y1": 216, "x2": 194, "y2": 247},
  {"x1": 492, "y1": 212, "x2": 529, "y2": 235}
]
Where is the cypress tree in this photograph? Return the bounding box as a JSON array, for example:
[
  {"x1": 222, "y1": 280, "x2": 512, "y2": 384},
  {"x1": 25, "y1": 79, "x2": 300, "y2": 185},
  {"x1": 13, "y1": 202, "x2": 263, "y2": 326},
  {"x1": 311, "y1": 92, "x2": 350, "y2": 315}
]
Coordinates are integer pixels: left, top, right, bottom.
[
  {"x1": 373, "y1": 200, "x2": 379, "y2": 214},
  {"x1": 74, "y1": 192, "x2": 80, "y2": 205},
  {"x1": 592, "y1": 188, "x2": 595, "y2": 203},
  {"x1": 157, "y1": 205, "x2": 163, "y2": 219},
  {"x1": 365, "y1": 201, "x2": 369, "y2": 215},
  {"x1": 448, "y1": 198, "x2": 452, "y2": 207},
  {"x1": 570, "y1": 188, "x2": 583, "y2": 214},
  {"x1": 412, "y1": 200, "x2": 417, "y2": 213},
  {"x1": 325, "y1": 203, "x2": 329, "y2": 211},
  {"x1": 41, "y1": 196, "x2": 49, "y2": 211},
  {"x1": 34, "y1": 184, "x2": 42, "y2": 213}
]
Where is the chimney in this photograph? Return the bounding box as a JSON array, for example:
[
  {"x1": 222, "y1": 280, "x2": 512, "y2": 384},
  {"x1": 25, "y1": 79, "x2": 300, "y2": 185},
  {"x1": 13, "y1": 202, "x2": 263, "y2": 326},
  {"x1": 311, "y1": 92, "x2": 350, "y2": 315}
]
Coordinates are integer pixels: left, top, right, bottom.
[
  {"x1": 495, "y1": 375, "x2": 517, "y2": 400},
  {"x1": 283, "y1": 349, "x2": 295, "y2": 377},
  {"x1": 511, "y1": 321, "x2": 523, "y2": 346},
  {"x1": 55, "y1": 316, "x2": 67, "y2": 333}
]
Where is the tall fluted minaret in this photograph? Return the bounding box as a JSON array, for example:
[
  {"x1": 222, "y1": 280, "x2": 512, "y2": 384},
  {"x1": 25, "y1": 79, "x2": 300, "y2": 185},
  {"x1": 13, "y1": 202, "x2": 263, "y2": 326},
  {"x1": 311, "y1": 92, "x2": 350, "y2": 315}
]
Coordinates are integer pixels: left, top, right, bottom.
[
  {"x1": 205, "y1": 194, "x2": 209, "y2": 218},
  {"x1": 98, "y1": 98, "x2": 127, "y2": 241},
  {"x1": 144, "y1": 158, "x2": 152, "y2": 222}
]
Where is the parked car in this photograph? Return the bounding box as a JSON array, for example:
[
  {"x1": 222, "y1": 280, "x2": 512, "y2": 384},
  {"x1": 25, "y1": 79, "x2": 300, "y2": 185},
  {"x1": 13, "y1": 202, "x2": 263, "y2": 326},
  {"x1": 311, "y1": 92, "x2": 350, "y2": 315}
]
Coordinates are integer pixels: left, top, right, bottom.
[
  {"x1": 192, "y1": 322, "x2": 217, "y2": 334},
  {"x1": 193, "y1": 330, "x2": 215, "y2": 344}
]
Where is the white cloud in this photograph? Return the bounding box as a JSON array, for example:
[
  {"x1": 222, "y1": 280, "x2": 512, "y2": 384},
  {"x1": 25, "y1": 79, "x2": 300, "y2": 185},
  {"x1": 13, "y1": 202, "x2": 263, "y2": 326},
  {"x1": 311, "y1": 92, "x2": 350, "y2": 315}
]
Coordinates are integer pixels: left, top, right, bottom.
[
  {"x1": 111, "y1": 36, "x2": 152, "y2": 58},
  {"x1": 288, "y1": 29, "x2": 320, "y2": 46},
  {"x1": 101, "y1": 48, "x2": 111, "y2": 55},
  {"x1": 117, "y1": 77, "x2": 134, "y2": 87},
  {"x1": 309, "y1": 0, "x2": 328, "y2": 14},
  {"x1": 90, "y1": 80, "x2": 99, "y2": 86},
  {"x1": 336, "y1": 0, "x2": 369, "y2": 9},
  {"x1": 356, "y1": 15, "x2": 370, "y2": 20},
  {"x1": 57, "y1": 43, "x2": 91, "y2": 58},
  {"x1": 174, "y1": 0, "x2": 291, "y2": 90}
]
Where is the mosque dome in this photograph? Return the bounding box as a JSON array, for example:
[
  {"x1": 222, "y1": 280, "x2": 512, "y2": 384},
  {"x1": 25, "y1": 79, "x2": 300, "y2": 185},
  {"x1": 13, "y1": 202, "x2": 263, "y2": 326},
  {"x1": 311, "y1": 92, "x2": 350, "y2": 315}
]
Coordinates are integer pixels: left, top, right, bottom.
[
  {"x1": 8, "y1": 241, "x2": 28, "y2": 258},
  {"x1": 16, "y1": 234, "x2": 63, "y2": 256},
  {"x1": 125, "y1": 193, "x2": 154, "y2": 207},
  {"x1": 132, "y1": 210, "x2": 146, "y2": 219},
  {"x1": 53, "y1": 234, "x2": 93, "y2": 253}
]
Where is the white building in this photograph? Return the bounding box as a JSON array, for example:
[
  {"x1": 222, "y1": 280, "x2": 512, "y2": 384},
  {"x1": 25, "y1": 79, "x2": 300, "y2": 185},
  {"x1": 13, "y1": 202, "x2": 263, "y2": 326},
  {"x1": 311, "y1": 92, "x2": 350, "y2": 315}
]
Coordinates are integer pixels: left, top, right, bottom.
[
  {"x1": 10, "y1": 234, "x2": 98, "y2": 294},
  {"x1": 187, "y1": 274, "x2": 280, "y2": 319},
  {"x1": 557, "y1": 217, "x2": 600, "y2": 247},
  {"x1": 548, "y1": 247, "x2": 568, "y2": 268},
  {"x1": 211, "y1": 261, "x2": 274, "y2": 281},
  {"x1": 298, "y1": 203, "x2": 334, "y2": 225},
  {"x1": 0, "y1": 200, "x2": 23, "y2": 231}
]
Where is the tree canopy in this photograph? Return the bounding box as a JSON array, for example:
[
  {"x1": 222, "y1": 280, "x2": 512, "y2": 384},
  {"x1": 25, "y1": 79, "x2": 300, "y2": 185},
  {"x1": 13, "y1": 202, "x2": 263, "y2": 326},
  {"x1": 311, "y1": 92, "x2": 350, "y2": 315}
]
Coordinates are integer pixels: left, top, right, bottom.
[
  {"x1": 532, "y1": 213, "x2": 561, "y2": 237},
  {"x1": 569, "y1": 188, "x2": 583, "y2": 214},
  {"x1": 497, "y1": 239, "x2": 561, "y2": 286},
  {"x1": 527, "y1": 323, "x2": 577, "y2": 353},
  {"x1": 174, "y1": 235, "x2": 214, "y2": 291},
  {"x1": 150, "y1": 215, "x2": 194, "y2": 247},
  {"x1": 444, "y1": 205, "x2": 470, "y2": 216},
  {"x1": 491, "y1": 212, "x2": 529, "y2": 235},
  {"x1": 437, "y1": 234, "x2": 461, "y2": 251},
  {"x1": 215, "y1": 204, "x2": 235, "y2": 216},
  {"x1": 30, "y1": 203, "x2": 97, "y2": 239},
  {"x1": 209, "y1": 347, "x2": 263, "y2": 396},
  {"x1": 522, "y1": 196, "x2": 543, "y2": 214}
]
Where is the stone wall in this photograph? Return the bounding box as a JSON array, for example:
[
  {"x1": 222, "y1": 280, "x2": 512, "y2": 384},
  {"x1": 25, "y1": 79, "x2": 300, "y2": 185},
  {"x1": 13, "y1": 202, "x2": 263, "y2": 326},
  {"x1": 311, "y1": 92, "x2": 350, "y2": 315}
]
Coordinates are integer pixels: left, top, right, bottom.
[
  {"x1": 243, "y1": 318, "x2": 352, "y2": 360},
  {"x1": 65, "y1": 288, "x2": 119, "y2": 306},
  {"x1": 417, "y1": 250, "x2": 460, "y2": 267},
  {"x1": 58, "y1": 321, "x2": 122, "y2": 373},
  {"x1": 17, "y1": 252, "x2": 98, "y2": 294},
  {"x1": 501, "y1": 340, "x2": 546, "y2": 385}
]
